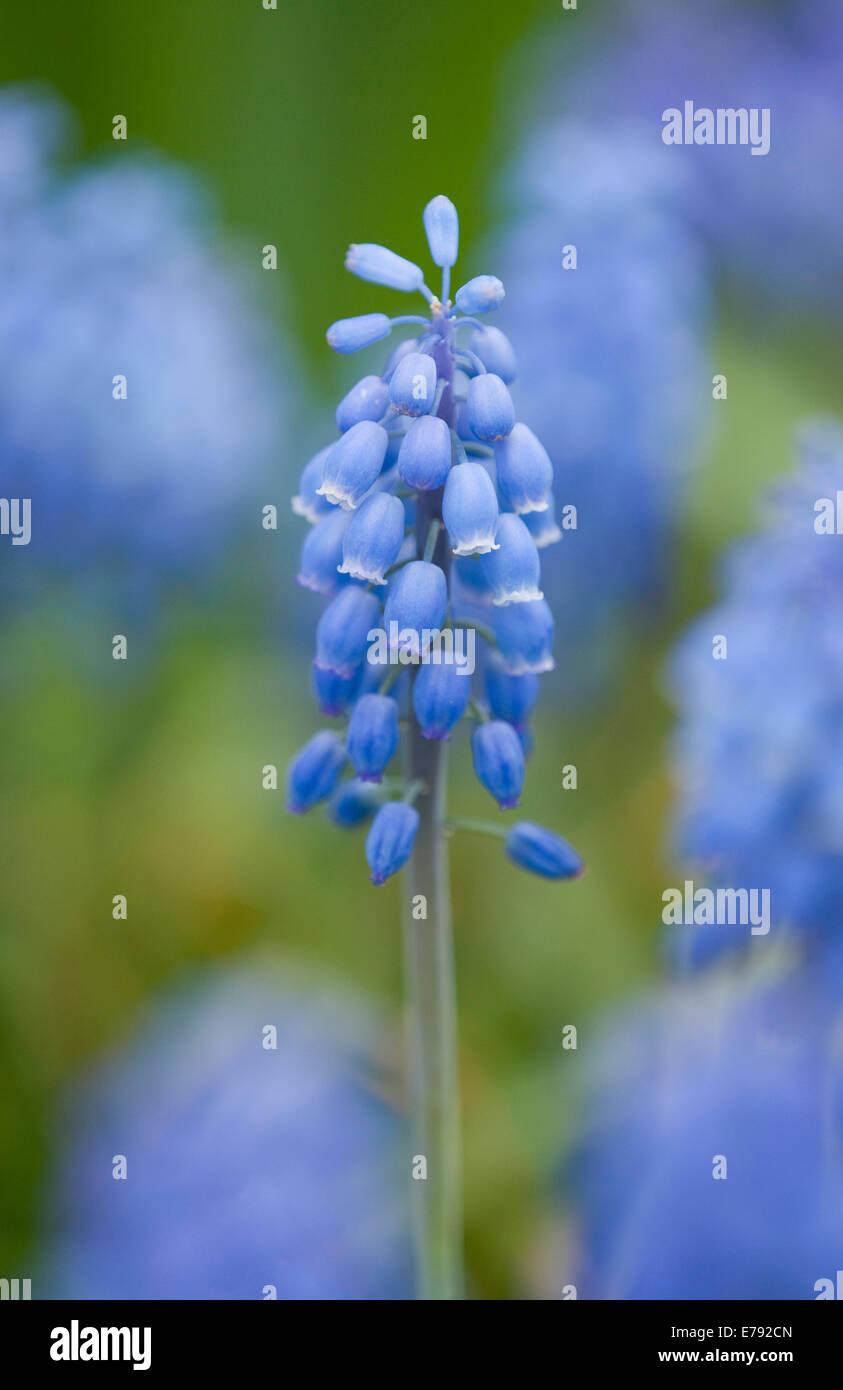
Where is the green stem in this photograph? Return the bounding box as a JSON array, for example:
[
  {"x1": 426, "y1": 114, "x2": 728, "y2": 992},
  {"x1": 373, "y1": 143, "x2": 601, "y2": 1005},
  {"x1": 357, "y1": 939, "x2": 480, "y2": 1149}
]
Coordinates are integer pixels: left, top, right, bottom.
[
  {"x1": 466, "y1": 696, "x2": 489, "y2": 724},
  {"x1": 423, "y1": 518, "x2": 443, "y2": 565},
  {"x1": 402, "y1": 735, "x2": 462, "y2": 1299},
  {"x1": 445, "y1": 816, "x2": 507, "y2": 839},
  {"x1": 450, "y1": 616, "x2": 497, "y2": 648},
  {"x1": 379, "y1": 665, "x2": 403, "y2": 696},
  {"x1": 403, "y1": 777, "x2": 427, "y2": 805},
  {"x1": 401, "y1": 323, "x2": 463, "y2": 1300}
]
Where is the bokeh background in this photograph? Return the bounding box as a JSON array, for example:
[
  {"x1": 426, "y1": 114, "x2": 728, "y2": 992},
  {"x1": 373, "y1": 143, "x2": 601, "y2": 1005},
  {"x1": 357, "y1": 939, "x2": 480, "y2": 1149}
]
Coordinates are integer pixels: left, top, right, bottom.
[{"x1": 1, "y1": 0, "x2": 841, "y2": 1299}]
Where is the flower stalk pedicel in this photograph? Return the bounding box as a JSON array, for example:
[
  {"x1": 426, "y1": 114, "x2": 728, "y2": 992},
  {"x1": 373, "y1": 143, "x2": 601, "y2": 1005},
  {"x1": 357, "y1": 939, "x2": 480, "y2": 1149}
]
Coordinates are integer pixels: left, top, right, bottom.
[{"x1": 288, "y1": 197, "x2": 583, "y2": 1299}]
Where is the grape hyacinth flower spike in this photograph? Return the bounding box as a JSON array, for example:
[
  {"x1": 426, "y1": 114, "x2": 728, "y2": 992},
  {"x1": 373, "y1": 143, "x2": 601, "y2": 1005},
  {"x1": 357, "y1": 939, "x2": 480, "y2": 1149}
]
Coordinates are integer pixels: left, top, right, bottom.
[{"x1": 287, "y1": 197, "x2": 583, "y2": 1299}]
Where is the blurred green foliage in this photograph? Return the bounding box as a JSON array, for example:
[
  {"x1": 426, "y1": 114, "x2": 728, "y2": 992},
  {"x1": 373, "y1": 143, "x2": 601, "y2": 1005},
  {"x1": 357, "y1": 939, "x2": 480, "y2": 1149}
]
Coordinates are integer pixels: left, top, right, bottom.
[
  {"x1": 0, "y1": 0, "x2": 557, "y2": 382},
  {"x1": 1, "y1": 0, "x2": 842, "y2": 1299}
]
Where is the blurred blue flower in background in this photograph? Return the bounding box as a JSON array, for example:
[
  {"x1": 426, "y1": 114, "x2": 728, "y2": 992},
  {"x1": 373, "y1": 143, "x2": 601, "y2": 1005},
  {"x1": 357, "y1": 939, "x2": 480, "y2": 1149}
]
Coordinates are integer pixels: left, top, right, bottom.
[
  {"x1": 490, "y1": 121, "x2": 709, "y2": 697},
  {"x1": 42, "y1": 965, "x2": 411, "y2": 1300},
  {"x1": 570, "y1": 941, "x2": 843, "y2": 1300},
  {"x1": 669, "y1": 421, "x2": 843, "y2": 967},
  {"x1": 0, "y1": 86, "x2": 287, "y2": 613},
  {"x1": 564, "y1": 0, "x2": 843, "y2": 311}
]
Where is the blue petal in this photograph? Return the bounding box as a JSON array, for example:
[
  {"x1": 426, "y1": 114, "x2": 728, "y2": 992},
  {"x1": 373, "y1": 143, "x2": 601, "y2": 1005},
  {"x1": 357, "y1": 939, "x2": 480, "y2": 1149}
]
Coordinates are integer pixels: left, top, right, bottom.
[
  {"x1": 345, "y1": 243, "x2": 424, "y2": 293},
  {"x1": 287, "y1": 730, "x2": 347, "y2": 813},
  {"x1": 423, "y1": 195, "x2": 459, "y2": 268},
  {"x1": 397, "y1": 415, "x2": 452, "y2": 490},
  {"x1": 336, "y1": 375, "x2": 390, "y2": 432},
  {"x1": 471, "y1": 720, "x2": 525, "y2": 809},
  {"x1": 389, "y1": 352, "x2": 437, "y2": 418},
  {"x1": 505, "y1": 821, "x2": 583, "y2": 878},
  {"x1": 494, "y1": 424, "x2": 554, "y2": 515},
  {"x1": 338, "y1": 492, "x2": 405, "y2": 585},
  {"x1": 347, "y1": 694, "x2": 400, "y2": 783},
  {"x1": 327, "y1": 312, "x2": 392, "y2": 354},
  {"x1": 318, "y1": 421, "x2": 389, "y2": 509},
  {"x1": 442, "y1": 461, "x2": 499, "y2": 556},
  {"x1": 466, "y1": 373, "x2": 515, "y2": 443},
  {"x1": 365, "y1": 802, "x2": 420, "y2": 884},
  {"x1": 454, "y1": 275, "x2": 505, "y2": 315}
]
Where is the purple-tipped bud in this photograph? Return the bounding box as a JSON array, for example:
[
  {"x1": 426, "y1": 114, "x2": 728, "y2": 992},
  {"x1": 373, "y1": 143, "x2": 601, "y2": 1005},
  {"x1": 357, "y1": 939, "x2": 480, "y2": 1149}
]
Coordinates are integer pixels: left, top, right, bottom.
[
  {"x1": 286, "y1": 730, "x2": 347, "y2": 813},
  {"x1": 505, "y1": 822, "x2": 583, "y2": 880},
  {"x1": 493, "y1": 597, "x2": 555, "y2": 675},
  {"x1": 327, "y1": 312, "x2": 392, "y2": 355},
  {"x1": 315, "y1": 586, "x2": 382, "y2": 678},
  {"x1": 442, "y1": 461, "x2": 500, "y2": 556},
  {"x1": 471, "y1": 720, "x2": 525, "y2": 810},
  {"x1": 478, "y1": 513, "x2": 543, "y2": 605},
  {"x1": 412, "y1": 662, "x2": 471, "y2": 741},
  {"x1": 297, "y1": 507, "x2": 353, "y2": 595},
  {"x1": 467, "y1": 373, "x2": 515, "y2": 443},
  {"x1": 494, "y1": 424, "x2": 554, "y2": 515},
  {"x1": 383, "y1": 560, "x2": 448, "y2": 659},
  {"x1": 423, "y1": 195, "x2": 459, "y2": 268},
  {"x1": 328, "y1": 778, "x2": 382, "y2": 827},
  {"x1": 469, "y1": 325, "x2": 517, "y2": 384},
  {"x1": 311, "y1": 661, "x2": 361, "y2": 717},
  {"x1": 365, "y1": 801, "x2": 419, "y2": 884},
  {"x1": 389, "y1": 351, "x2": 437, "y2": 418},
  {"x1": 455, "y1": 275, "x2": 505, "y2": 315},
  {"x1": 292, "y1": 447, "x2": 333, "y2": 524},
  {"x1": 523, "y1": 497, "x2": 562, "y2": 548},
  {"x1": 338, "y1": 492, "x2": 405, "y2": 586},
  {"x1": 484, "y1": 658, "x2": 539, "y2": 728},
  {"x1": 345, "y1": 243, "x2": 425, "y2": 293},
  {"x1": 318, "y1": 420, "x2": 389, "y2": 510},
  {"x1": 347, "y1": 693, "x2": 400, "y2": 783},
  {"x1": 397, "y1": 415, "x2": 452, "y2": 491},
  {"x1": 335, "y1": 375, "x2": 390, "y2": 433}
]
